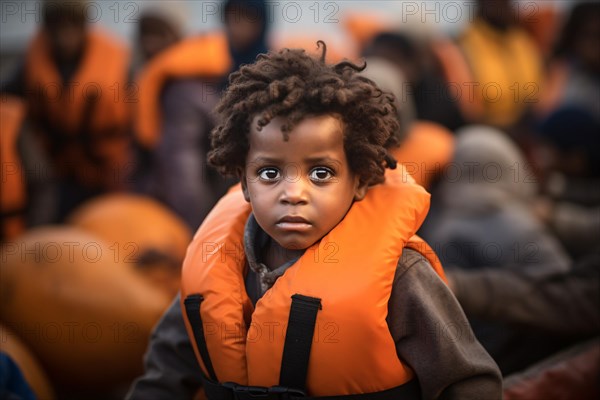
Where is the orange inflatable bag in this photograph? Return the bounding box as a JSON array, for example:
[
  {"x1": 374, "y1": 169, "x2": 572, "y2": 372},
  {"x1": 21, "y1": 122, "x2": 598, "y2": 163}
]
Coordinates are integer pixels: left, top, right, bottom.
[
  {"x1": 0, "y1": 227, "x2": 170, "y2": 390},
  {"x1": 67, "y1": 194, "x2": 192, "y2": 297}
]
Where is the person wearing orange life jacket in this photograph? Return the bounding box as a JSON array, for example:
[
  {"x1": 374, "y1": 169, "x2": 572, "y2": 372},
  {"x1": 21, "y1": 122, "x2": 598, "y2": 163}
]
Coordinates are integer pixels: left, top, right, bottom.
[
  {"x1": 1, "y1": 96, "x2": 28, "y2": 241},
  {"x1": 457, "y1": 0, "x2": 543, "y2": 130},
  {"x1": 132, "y1": 2, "x2": 189, "y2": 72},
  {"x1": 343, "y1": 12, "x2": 485, "y2": 129},
  {"x1": 132, "y1": 0, "x2": 269, "y2": 230},
  {"x1": 177, "y1": 45, "x2": 501, "y2": 399},
  {"x1": 363, "y1": 32, "x2": 470, "y2": 132},
  {"x1": 359, "y1": 57, "x2": 455, "y2": 190},
  {"x1": 0, "y1": 95, "x2": 59, "y2": 241},
  {"x1": 2, "y1": 0, "x2": 133, "y2": 220}
]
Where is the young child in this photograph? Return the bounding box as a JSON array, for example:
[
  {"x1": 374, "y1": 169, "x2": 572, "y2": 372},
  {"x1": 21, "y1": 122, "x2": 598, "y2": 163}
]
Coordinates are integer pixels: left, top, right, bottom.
[{"x1": 180, "y1": 43, "x2": 501, "y2": 399}]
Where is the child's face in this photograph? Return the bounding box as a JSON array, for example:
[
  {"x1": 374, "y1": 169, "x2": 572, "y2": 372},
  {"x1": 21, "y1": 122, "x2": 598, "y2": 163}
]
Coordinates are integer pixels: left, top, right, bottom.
[{"x1": 242, "y1": 115, "x2": 367, "y2": 250}]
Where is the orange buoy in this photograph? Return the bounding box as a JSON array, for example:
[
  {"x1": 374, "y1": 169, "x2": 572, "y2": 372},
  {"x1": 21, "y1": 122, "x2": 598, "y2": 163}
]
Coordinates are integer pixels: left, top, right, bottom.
[
  {"x1": 0, "y1": 227, "x2": 171, "y2": 390},
  {"x1": 67, "y1": 194, "x2": 192, "y2": 297}
]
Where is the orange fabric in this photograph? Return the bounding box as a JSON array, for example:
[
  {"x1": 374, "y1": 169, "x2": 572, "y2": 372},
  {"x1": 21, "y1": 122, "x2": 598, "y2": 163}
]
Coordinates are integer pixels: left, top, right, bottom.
[
  {"x1": 0, "y1": 227, "x2": 171, "y2": 388},
  {"x1": 135, "y1": 33, "x2": 232, "y2": 148},
  {"x1": 404, "y1": 236, "x2": 446, "y2": 282},
  {"x1": 25, "y1": 29, "x2": 131, "y2": 189},
  {"x1": 343, "y1": 12, "x2": 388, "y2": 50},
  {"x1": 181, "y1": 166, "x2": 446, "y2": 395},
  {"x1": 518, "y1": 5, "x2": 561, "y2": 59},
  {"x1": 392, "y1": 121, "x2": 455, "y2": 189},
  {"x1": 458, "y1": 20, "x2": 543, "y2": 128},
  {"x1": 67, "y1": 193, "x2": 192, "y2": 298},
  {"x1": 0, "y1": 95, "x2": 27, "y2": 240},
  {"x1": 430, "y1": 38, "x2": 485, "y2": 123}
]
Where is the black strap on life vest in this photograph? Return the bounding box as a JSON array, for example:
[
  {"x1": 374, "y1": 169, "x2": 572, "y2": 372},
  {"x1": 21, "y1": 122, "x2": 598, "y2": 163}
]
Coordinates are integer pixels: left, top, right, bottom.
[
  {"x1": 200, "y1": 377, "x2": 421, "y2": 400},
  {"x1": 279, "y1": 294, "x2": 322, "y2": 391},
  {"x1": 183, "y1": 294, "x2": 218, "y2": 381},
  {"x1": 183, "y1": 293, "x2": 421, "y2": 400}
]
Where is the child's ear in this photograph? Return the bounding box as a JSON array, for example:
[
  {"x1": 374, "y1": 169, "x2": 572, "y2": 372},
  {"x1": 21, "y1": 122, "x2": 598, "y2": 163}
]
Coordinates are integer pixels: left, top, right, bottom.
[
  {"x1": 353, "y1": 178, "x2": 368, "y2": 201},
  {"x1": 239, "y1": 169, "x2": 251, "y2": 202}
]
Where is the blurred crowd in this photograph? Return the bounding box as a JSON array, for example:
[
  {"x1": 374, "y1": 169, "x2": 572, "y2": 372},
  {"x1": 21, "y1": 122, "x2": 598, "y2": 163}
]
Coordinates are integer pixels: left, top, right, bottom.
[{"x1": 1, "y1": 0, "x2": 598, "y2": 399}]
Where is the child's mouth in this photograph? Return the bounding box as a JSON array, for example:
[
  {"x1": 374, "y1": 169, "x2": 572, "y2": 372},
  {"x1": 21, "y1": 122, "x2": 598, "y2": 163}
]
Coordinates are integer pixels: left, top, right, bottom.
[{"x1": 276, "y1": 215, "x2": 312, "y2": 231}]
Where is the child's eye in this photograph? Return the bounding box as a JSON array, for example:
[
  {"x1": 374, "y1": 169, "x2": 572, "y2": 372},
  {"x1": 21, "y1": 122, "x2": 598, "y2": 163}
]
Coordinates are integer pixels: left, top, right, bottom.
[
  {"x1": 258, "y1": 168, "x2": 281, "y2": 181},
  {"x1": 309, "y1": 167, "x2": 334, "y2": 182}
]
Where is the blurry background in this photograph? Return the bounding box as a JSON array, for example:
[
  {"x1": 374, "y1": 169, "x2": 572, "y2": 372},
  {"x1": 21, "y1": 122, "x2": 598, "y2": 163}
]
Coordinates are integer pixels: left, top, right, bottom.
[
  {"x1": 0, "y1": 0, "x2": 577, "y2": 74},
  {"x1": 1, "y1": 1, "x2": 598, "y2": 399}
]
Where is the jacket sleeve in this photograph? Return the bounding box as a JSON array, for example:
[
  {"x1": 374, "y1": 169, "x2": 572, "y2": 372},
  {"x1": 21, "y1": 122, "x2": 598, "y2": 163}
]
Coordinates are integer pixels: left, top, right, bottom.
[
  {"x1": 449, "y1": 254, "x2": 600, "y2": 336},
  {"x1": 126, "y1": 294, "x2": 203, "y2": 400},
  {"x1": 387, "y1": 249, "x2": 502, "y2": 400}
]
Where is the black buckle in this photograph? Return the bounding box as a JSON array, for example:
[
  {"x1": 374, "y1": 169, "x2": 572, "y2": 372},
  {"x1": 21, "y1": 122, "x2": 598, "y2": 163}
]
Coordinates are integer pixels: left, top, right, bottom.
[{"x1": 222, "y1": 382, "x2": 306, "y2": 399}]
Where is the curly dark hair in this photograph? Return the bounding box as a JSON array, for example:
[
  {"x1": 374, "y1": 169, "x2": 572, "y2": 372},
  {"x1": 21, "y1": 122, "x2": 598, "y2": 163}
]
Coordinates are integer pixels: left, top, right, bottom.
[{"x1": 208, "y1": 41, "x2": 401, "y2": 186}]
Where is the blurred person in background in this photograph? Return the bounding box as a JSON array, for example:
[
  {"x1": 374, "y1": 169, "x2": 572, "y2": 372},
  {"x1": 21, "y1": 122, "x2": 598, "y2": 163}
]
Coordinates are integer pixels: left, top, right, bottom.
[
  {"x1": 532, "y1": 107, "x2": 600, "y2": 259},
  {"x1": 536, "y1": 2, "x2": 600, "y2": 123},
  {"x1": 419, "y1": 125, "x2": 572, "y2": 375},
  {"x1": 130, "y1": 2, "x2": 189, "y2": 73},
  {"x1": 359, "y1": 55, "x2": 455, "y2": 190},
  {"x1": 530, "y1": 2, "x2": 600, "y2": 259},
  {"x1": 133, "y1": 0, "x2": 269, "y2": 231},
  {"x1": 127, "y1": 2, "x2": 272, "y2": 397},
  {"x1": 362, "y1": 31, "x2": 468, "y2": 132},
  {"x1": 0, "y1": 95, "x2": 57, "y2": 241},
  {"x1": 1, "y1": 0, "x2": 133, "y2": 221},
  {"x1": 224, "y1": 0, "x2": 269, "y2": 71},
  {"x1": 517, "y1": 2, "x2": 563, "y2": 62},
  {"x1": 457, "y1": 0, "x2": 543, "y2": 132},
  {"x1": 448, "y1": 252, "x2": 599, "y2": 399}
]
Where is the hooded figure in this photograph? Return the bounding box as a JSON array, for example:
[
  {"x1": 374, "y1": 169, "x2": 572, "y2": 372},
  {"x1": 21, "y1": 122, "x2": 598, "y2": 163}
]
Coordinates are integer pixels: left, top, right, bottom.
[{"x1": 223, "y1": 0, "x2": 269, "y2": 72}]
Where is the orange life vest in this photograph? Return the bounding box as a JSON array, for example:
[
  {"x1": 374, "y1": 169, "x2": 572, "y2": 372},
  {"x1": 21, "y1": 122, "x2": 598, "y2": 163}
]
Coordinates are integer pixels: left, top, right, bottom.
[
  {"x1": 181, "y1": 166, "x2": 446, "y2": 396},
  {"x1": 392, "y1": 120, "x2": 455, "y2": 189},
  {"x1": 135, "y1": 33, "x2": 232, "y2": 149},
  {"x1": 517, "y1": 4, "x2": 560, "y2": 59},
  {"x1": 458, "y1": 19, "x2": 543, "y2": 128},
  {"x1": 0, "y1": 95, "x2": 27, "y2": 241},
  {"x1": 24, "y1": 29, "x2": 131, "y2": 189},
  {"x1": 429, "y1": 38, "x2": 485, "y2": 124}
]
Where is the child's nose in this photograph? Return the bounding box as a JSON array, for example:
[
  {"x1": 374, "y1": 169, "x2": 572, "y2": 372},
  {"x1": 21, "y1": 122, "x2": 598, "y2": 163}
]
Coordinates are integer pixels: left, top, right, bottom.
[{"x1": 279, "y1": 170, "x2": 308, "y2": 205}]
